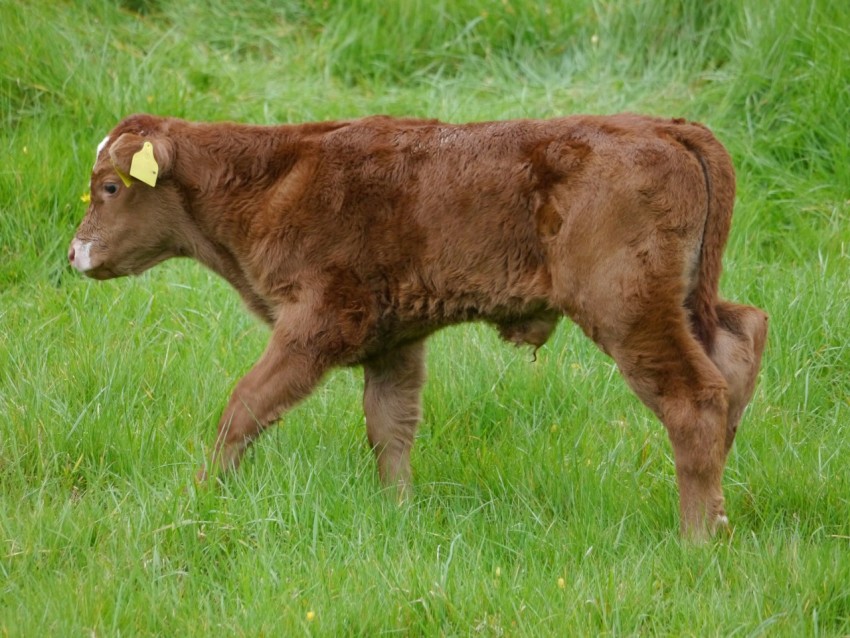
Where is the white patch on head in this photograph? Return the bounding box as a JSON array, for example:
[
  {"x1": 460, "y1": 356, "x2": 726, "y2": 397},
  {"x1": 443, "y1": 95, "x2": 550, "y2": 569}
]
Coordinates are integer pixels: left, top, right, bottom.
[
  {"x1": 94, "y1": 135, "x2": 110, "y2": 168},
  {"x1": 71, "y1": 238, "x2": 94, "y2": 272}
]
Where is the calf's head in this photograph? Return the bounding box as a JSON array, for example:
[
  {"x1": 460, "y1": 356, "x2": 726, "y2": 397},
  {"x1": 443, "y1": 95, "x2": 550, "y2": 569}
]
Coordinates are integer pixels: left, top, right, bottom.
[{"x1": 69, "y1": 130, "x2": 183, "y2": 279}]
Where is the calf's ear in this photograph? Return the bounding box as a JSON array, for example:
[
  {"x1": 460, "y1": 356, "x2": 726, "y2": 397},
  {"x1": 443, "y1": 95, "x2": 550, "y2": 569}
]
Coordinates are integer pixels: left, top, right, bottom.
[{"x1": 108, "y1": 133, "x2": 175, "y2": 187}]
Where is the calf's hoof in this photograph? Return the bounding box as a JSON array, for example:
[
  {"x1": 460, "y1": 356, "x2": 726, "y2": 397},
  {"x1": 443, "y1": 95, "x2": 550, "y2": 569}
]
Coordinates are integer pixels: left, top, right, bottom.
[{"x1": 681, "y1": 511, "x2": 732, "y2": 543}]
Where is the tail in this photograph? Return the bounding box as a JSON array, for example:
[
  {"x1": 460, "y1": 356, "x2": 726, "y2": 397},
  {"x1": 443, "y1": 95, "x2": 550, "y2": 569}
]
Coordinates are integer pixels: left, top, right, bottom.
[{"x1": 671, "y1": 121, "x2": 737, "y2": 351}]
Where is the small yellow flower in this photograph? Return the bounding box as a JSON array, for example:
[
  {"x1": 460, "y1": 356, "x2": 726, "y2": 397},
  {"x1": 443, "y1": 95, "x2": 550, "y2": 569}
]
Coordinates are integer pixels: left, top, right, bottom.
[
  {"x1": 550, "y1": 424, "x2": 558, "y2": 433},
  {"x1": 495, "y1": 567, "x2": 501, "y2": 577},
  {"x1": 80, "y1": 192, "x2": 91, "y2": 203},
  {"x1": 558, "y1": 577, "x2": 566, "y2": 589},
  {"x1": 306, "y1": 610, "x2": 316, "y2": 622}
]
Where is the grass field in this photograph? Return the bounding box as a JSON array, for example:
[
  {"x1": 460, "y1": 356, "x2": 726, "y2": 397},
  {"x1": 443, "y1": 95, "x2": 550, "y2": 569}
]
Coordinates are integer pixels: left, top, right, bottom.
[{"x1": 2, "y1": 0, "x2": 849, "y2": 635}]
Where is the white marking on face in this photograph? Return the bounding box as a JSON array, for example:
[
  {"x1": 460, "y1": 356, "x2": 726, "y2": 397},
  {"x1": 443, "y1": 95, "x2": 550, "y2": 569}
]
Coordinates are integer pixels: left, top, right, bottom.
[
  {"x1": 94, "y1": 135, "x2": 110, "y2": 168},
  {"x1": 71, "y1": 238, "x2": 94, "y2": 272}
]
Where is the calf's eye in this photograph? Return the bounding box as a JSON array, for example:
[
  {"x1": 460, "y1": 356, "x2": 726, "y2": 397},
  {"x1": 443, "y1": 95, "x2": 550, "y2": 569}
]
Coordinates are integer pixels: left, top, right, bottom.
[{"x1": 104, "y1": 183, "x2": 118, "y2": 195}]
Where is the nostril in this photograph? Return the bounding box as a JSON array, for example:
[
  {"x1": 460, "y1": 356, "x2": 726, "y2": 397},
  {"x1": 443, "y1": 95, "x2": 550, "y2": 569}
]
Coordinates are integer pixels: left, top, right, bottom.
[{"x1": 68, "y1": 246, "x2": 75, "y2": 263}]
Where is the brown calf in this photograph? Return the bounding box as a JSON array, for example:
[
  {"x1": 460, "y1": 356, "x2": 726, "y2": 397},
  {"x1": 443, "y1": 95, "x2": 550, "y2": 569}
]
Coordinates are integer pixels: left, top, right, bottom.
[{"x1": 69, "y1": 113, "x2": 767, "y2": 539}]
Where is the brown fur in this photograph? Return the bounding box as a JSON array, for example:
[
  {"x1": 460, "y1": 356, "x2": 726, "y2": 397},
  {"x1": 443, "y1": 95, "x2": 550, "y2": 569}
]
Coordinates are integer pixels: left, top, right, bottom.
[{"x1": 70, "y1": 112, "x2": 767, "y2": 539}]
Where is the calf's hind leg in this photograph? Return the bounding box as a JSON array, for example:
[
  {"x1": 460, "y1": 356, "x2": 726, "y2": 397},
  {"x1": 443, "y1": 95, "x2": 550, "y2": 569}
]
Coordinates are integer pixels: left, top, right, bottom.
[
  {"x1": 608, "y1": 313, "x2": 732, "y2": 540},
  {"x1": 710, "y1": 301, "x2": 768, "y2": 453},
  {"x1": 362, "y1": 340, "x2": 427, "y2": 499}
]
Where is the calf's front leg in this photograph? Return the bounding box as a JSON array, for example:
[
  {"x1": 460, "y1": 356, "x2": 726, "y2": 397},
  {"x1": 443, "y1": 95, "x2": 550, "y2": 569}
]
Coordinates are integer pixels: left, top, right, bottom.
[
  {"x1": 198, "y1": 322, "x2": 331, "y2": 481},
  {"x1": 362, "y1": 340, "x2": 427, "y2": 499}
]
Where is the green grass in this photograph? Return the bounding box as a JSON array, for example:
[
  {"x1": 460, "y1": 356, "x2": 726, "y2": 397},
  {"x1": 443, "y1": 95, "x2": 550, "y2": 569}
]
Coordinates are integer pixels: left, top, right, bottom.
[{"x1": 2, "y1": 0, "x2": 849, "y2": 634}]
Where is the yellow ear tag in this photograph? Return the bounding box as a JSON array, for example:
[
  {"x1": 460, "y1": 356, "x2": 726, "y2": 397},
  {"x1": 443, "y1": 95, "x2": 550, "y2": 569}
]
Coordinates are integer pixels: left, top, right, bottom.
[{"x1": 129, "y1": 141, "x2": 159, "y2": 187}]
